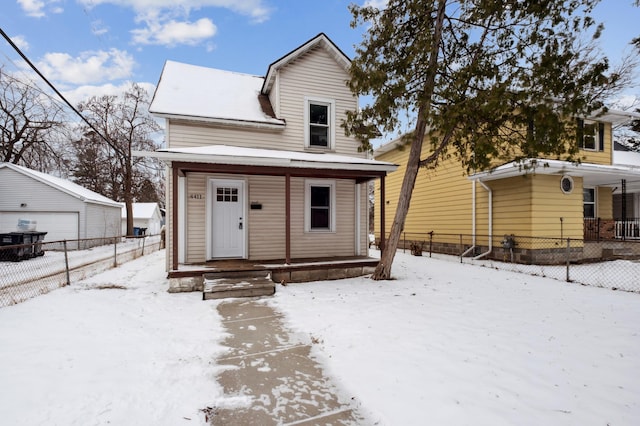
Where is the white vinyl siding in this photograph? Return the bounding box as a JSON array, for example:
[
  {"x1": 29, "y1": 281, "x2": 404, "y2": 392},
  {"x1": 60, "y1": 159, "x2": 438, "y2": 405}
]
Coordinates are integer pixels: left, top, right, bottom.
[{"x1": 167, "y1": 47, "x2": 364, "y2": 158}]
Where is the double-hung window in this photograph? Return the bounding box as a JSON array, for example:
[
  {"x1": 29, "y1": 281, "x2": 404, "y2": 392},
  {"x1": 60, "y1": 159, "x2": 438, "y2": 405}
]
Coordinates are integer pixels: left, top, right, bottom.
[
  {"x1": 305, "y1": 97, "x2": 335, "y2": 150},
  {"x1": 577, "y1": 119, "x2": 604, "y2": 151},
  {"x1": 305, "y1": 180, "x2": 336, "y2": 232}
]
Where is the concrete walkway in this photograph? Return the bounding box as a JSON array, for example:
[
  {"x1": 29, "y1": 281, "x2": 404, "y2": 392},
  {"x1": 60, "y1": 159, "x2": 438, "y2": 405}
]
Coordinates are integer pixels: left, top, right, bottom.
[{"x1": 210, "y1": 299, "x2": 368, "y2": 425}]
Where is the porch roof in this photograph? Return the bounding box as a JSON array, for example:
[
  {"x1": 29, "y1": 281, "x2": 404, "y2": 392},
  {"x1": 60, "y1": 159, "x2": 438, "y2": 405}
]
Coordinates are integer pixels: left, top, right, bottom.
[
  {"x1": 137, "y1": 144, "x2": 398, "y2": 176},
  {"x1": 469, "y1": 158, "x2": 640, "y2": 192}
]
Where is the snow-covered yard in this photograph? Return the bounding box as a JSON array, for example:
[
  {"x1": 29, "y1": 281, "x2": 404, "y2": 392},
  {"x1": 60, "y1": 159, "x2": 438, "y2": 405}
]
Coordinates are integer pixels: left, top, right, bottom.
[{"x1": 0, "y1": 249, "x2": 638, "y2": 425}]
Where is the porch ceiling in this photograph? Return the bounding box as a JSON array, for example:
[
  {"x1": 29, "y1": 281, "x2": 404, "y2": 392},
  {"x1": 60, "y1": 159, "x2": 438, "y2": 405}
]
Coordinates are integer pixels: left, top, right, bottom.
[{"x1": 470, "y1": 159, "x2": 640, "y2": 192}]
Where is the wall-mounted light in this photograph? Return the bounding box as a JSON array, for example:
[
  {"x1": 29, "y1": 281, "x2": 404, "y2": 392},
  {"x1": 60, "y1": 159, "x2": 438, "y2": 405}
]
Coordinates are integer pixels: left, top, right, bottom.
[{"x1": 20, "y1": 203, "x2": 27, "y2": 208}]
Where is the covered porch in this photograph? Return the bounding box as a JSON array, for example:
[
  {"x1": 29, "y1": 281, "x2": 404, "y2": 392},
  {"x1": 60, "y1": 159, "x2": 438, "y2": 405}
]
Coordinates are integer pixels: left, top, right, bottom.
[{"x1": 139, "y1": 145, "x2": 397, "y2": 291}]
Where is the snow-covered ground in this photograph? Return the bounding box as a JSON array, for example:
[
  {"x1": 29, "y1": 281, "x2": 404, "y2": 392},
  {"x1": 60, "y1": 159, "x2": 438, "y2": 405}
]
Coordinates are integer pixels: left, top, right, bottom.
[{"x1": 1, "y1": 249, "x2": 639, "y2": 425}]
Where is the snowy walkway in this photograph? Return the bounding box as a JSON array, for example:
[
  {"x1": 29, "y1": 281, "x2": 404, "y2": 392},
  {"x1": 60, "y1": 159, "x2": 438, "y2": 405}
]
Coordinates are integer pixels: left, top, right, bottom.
[{"x1": 209, "y1": 299, "x2": 366, "y2": 425}]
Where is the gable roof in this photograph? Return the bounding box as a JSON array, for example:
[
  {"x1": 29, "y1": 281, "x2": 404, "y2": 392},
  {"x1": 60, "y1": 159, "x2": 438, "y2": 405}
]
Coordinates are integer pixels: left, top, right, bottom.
[
  {"x1": 121, "y1": 203, "x2": 161, "y2": 220},
  {"x1": 0, "y1": 163, "x2": 121, "y2": 208},
  {"x1": 149, "y1": 61, "x2": 285, "y2": 129},
  {"x1": 261, "y1": 33, "x2": 351, "y2": 95}
]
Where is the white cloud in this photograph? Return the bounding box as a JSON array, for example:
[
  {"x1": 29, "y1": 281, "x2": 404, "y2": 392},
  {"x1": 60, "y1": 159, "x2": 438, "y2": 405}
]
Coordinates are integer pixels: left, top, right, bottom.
[
  {"x1": 363, "y1": 0, "x2": 387, "y2": 9},
  {"x1": 17, "y1": 0, "x2": 46, "y2": 17},
  {"x1": 17, "y1": 0, "x2": 63, "y2": 17},
  {"x1": 36, "y1": 49, "x2": 135, "y2": 85},
  {"x1": 62, "y1": 81, "x2": 156, "y2": 107},
  {"x1": 77, "y1": 0, "x2": 270, "y2": 47},
  {"x1": 10, "y1": 35, "x2": 30, "y2": 51},
  {"x1": 78, "y1": 0, "x2": 271, "y2": 23},
  {"x1": 132, "y1": 17, "x2": 217, "y2": 46}
]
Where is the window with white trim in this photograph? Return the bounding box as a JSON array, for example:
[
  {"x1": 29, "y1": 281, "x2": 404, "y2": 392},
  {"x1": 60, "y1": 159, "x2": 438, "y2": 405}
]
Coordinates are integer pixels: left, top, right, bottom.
[
  {"x1": 305, "y1": 180, "x2": 336, "y2": 232},
  {"x1": 305, "y1": 97, "x2": 335, "y2": 150}
]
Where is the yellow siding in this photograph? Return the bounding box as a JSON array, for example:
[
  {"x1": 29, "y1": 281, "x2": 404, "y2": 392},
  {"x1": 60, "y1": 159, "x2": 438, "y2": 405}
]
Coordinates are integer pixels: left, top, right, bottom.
[
  {"x1": 580, "y1": 122, "x2": 612, "y2": 165},
  {"x1": 597, "y1": 186, "x2": 613, "y2": 218},
  {"x1": 530, "y1": 175, "x2": 583, "y2": 239}
]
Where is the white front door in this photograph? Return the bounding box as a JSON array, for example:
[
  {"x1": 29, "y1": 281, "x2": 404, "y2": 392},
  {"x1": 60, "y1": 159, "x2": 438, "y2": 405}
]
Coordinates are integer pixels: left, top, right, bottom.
[{"x1": 210, "y1": 179, "x2": 246, "y2": 258}]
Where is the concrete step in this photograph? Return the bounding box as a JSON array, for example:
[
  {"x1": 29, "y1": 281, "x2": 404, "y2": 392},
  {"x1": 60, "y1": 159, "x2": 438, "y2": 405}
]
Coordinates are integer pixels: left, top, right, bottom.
[{"x1": 202, "y1": 270, "x2": 275, "y2": 300}]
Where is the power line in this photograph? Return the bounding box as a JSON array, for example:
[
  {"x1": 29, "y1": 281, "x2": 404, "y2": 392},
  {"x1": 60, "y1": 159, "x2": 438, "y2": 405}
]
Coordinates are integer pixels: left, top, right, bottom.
[{"x1": 0, "y1": 25, "x2": 113, "y2": 147}]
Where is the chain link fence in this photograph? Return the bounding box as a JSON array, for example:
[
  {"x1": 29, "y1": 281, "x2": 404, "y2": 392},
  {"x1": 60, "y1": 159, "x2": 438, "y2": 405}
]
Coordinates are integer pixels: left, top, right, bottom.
[
  {"x1": 0, "y1": 235, "x2": 162, "y2": 308},
  {"x1": 380, "y1": 232, "x2": 640, "y2": 293}
]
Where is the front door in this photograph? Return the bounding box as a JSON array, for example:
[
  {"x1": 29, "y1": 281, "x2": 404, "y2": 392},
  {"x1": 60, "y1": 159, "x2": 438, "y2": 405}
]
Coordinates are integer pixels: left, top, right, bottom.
[{"x1": 210, "y1": 179, "x2": 245, "y2": 258}]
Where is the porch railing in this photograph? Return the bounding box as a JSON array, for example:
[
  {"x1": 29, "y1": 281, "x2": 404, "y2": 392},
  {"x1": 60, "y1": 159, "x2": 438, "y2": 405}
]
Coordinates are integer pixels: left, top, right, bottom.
[
  {"x1": 615, "y1": 218, "x2": 640, "y2": 240},
  {"x1": 584, "y1": 218, "x2": 640, "y2": 240}
]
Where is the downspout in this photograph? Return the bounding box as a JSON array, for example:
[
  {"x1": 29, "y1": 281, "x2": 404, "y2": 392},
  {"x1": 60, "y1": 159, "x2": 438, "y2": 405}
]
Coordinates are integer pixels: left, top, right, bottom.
[
  {"x1": 474, "y1": 179, "x2": 492, "y2": 260},
  {"x1": 460, "y1": 180, "x2": 477, "y2": 257}
]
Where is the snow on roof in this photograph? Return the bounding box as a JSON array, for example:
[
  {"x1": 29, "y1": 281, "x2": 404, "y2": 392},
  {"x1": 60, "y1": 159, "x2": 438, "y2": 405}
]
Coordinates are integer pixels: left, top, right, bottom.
[
  {"x1": 613, "y1": 149, "x2": 640, "y2": 167},
  {"x1": 121, "y1": 203, "x2": 160, "y2": 219},
  {"x1": 149, "y1": 61, "x2": 285, "y2": 127},
  {"x1": 0, "y1": 163, "x2": 121, "y2": 208},
  {"x1": 142, "y1": 144, "x2": 398, "y2": 172}
]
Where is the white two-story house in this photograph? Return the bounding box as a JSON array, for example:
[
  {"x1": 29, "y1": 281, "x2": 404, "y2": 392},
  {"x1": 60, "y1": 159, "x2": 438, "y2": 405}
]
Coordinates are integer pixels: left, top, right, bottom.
[{"x1": 144, "y1": 33, "x2": 396, "y2": 287}]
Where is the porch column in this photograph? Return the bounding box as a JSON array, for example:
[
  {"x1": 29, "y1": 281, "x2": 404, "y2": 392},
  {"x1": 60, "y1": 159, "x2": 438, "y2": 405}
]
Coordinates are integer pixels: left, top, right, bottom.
[
  {"x1": 622, "y1": 179, "x2": 627, "y2": 240},
  {"x1": 285, "y1": 173, "x2": 291, "y2": 264},
  {"x1": 380, "y1": 175, "x2": 386, "y2": 251},
  {"x1": 172, "y1": 165, "x2": 179, "y2": 271}
]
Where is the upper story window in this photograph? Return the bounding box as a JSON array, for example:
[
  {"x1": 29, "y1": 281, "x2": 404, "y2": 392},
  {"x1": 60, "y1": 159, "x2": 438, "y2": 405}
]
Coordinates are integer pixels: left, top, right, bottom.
[
  {"x1": 577, "y1": 119, "x2": 604, "y2": 151},
  {"x1": 305, "y1": 97, "x2": 335, "y2": 150}
]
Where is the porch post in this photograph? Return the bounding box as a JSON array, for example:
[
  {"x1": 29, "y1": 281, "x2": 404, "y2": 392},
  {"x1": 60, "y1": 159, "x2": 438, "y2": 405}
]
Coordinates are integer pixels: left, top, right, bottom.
[
  {"x1": 285, "y1": 173, "x2": 291, "y2": 264},
  {"x1": 380, "y1": 175, "x2": 386, "y2": 251},
  {"x1": 622, "y1": 179, "x2": 627, "y2": 240},
  {"x1": 172, "y1": 165, "x2": 179, "y2": 271}
]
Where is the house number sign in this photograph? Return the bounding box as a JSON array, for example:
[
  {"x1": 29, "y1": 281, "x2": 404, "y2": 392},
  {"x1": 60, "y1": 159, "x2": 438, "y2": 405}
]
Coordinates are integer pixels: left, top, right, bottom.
[{"x1": 189, "y1": 193, "x2": 204, "y2": 199}]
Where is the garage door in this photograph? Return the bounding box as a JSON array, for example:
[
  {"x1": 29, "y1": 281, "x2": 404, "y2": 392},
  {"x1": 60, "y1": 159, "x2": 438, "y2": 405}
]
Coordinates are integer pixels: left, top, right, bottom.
[{"x1": 0, "y1": 212, "x2": 79, "y2": 242}]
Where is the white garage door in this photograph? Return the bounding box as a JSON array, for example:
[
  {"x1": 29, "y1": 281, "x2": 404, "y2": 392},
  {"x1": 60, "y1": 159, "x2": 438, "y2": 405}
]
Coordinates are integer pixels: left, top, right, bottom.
[{"x1": 0, "y1": 212, "x2": 79, "y2": 242}]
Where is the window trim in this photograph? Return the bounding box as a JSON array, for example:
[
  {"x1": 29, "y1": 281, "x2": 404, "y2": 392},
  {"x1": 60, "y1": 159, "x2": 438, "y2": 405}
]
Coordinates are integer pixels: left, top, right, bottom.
[
  {"x1": 304, "y1": 179, "x2": 336, "y2": 233},
  {"x1": 583, "y1": 187, "x2": 596, "y2": 218},
  {"x1": 304, "y1": 97, "x2": 335, "y2": 150},
  {"x1": 577, "y1": 119, "x2": 604, "y2": 152}
]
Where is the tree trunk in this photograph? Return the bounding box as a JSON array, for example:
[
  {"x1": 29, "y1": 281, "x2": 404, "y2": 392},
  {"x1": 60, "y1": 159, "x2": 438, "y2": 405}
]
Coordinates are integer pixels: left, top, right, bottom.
[
  {"x1": 372, "y1": 0, "x2": 447, "y2": 280},
  {"x1": 372, "y1": 112, "x2": 428, "y2": 280}
]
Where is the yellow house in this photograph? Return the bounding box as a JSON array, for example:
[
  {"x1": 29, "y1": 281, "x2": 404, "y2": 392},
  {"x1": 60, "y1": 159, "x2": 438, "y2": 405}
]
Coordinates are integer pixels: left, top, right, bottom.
[{"x1": 374, "y1": 110, "x2": 640, "y2": 263}]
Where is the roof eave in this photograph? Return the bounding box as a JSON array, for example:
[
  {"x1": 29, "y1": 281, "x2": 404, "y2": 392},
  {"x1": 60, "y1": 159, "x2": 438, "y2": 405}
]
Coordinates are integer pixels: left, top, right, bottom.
[
  {"x1": 150, "y1": 112, "x2": 286, "y2": 130},
  {"x1": 261, "y1": 33, "x2": 351, "y2": 95}
]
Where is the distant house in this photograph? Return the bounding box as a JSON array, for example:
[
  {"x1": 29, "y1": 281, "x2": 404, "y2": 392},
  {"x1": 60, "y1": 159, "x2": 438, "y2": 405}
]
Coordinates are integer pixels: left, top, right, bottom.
[
  {"x1": 0, "y1": 163, "x2": 121, "y2": 243},
  {"x1": 374, "y1": 109, "x2": 640, "y2": 262},
  {"x1": 143, "y1": 33, "x2": 396, "y2": 284},
  {"x1": 121, "y1": 202, "x2": 163, "y2": 236}
]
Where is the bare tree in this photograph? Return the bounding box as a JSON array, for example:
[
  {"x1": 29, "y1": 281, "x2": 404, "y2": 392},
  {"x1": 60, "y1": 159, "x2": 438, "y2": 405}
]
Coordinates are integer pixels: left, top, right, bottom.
[
  {"x1": 75, "y1": 83, "x2": 161, "y2": 235},
  {"x1": 0, "y1": 67, "x2": 69, "y2": 171}
]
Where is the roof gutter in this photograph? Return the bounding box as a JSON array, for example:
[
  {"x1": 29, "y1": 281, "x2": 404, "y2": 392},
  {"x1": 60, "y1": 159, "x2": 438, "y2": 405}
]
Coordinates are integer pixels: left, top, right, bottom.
[{"x1": 149, "y1": 112, "x2": 286, "y2": 130}]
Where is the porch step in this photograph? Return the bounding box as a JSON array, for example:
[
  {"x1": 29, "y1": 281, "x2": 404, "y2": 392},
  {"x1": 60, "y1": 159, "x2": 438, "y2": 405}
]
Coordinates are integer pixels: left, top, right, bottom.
[{"x1": 202, "y1": 270, "x2": 275, "y2": 300}]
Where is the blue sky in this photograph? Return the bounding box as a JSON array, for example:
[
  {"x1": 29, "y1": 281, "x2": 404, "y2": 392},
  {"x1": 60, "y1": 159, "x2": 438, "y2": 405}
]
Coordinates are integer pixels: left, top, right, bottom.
[{"x1": 1, "y1": 0, "x2": 639, "y2": 119}]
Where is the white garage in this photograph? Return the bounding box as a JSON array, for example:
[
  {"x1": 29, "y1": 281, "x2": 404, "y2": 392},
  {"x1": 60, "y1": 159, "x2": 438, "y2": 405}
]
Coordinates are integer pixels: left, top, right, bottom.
[{"x1": 0, "y1": 163, "x2": 121, "y2": 244}]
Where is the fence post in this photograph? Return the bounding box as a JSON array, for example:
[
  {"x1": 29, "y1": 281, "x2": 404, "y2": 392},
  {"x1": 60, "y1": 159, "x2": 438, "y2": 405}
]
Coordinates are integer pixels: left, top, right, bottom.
[
  {"x1": 113, "y1": 237, "x2": 118, "y2": 267},
  {"x1": 429, "y1": 231, "x2": 433, "y2": 258},
  {"x1": 460, "y1": 234, "x2": 463, "y2": 263},
  {"x1": 63, "y1": 240, "x2": 70, "y2": 286},
  {"x1": 141, "y1": 236, "x2": 146, "y2": 256},
  {"x1": 403, "y1": 232, "x2": 406, "y2": 253},
  {"x1": 566, "y1": 238, "x2": 571, "y2": 282}
]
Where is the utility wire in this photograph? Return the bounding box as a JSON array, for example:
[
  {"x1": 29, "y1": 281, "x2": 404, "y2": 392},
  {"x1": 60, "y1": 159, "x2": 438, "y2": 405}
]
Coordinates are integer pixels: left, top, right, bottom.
[{"x1": 0, "y1": 25, "x2": 113, "y2": 147}]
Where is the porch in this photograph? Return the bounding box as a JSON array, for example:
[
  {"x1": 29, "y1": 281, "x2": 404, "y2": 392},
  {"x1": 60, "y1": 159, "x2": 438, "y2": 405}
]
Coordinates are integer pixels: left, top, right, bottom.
[
  {"x1": 167, "y1": 256, "x2": 379, "y2": 293},
  {"x1": 584, "y1": 218, "x2": 640, "y2": 241}
]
